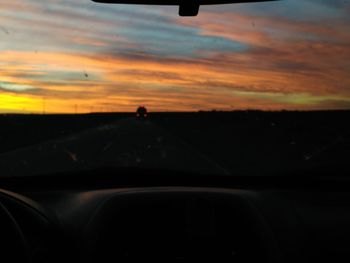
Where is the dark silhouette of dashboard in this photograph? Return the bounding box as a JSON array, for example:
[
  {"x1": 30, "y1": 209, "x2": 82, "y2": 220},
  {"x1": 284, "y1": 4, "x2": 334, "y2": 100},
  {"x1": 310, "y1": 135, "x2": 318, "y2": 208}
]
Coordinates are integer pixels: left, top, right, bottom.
[{"x1": 1, "y1": 172, "x2": 350, "y2": 263}]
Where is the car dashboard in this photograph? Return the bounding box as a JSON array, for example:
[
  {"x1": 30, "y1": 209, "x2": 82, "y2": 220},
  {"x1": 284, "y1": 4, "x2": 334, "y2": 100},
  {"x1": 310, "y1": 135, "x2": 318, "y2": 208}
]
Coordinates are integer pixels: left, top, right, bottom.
[{"x1": 0, "y1": 174, "x2": 350, "y2": 263}]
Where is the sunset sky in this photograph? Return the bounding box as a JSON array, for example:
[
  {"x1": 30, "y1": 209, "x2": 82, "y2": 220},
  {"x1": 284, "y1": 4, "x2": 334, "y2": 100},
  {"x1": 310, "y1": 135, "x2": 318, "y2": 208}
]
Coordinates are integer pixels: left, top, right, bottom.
[{"x1": 1, "y1": 0, "x2": 350, "y2": 113}]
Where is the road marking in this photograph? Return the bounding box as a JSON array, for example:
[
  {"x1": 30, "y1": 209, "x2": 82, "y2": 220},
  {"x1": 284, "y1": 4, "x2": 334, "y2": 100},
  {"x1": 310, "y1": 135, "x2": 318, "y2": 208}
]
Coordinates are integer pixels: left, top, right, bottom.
[
  {"x1": 65, "y1": 149, "x2": 78, "y2": 162},
  {"x1": 102, "y1": 142, "x2": 114, "y2": 152}
]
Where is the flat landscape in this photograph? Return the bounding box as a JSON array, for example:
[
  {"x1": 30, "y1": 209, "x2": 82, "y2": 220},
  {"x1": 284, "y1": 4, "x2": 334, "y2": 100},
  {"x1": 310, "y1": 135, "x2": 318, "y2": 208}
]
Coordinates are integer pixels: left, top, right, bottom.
[{"x1": 1, "y1": 111, "x2": 349, "y2": 177}]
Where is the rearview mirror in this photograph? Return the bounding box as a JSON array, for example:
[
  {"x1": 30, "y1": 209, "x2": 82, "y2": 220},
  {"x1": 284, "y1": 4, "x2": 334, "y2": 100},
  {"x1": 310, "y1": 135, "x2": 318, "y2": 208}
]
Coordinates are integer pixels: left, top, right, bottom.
[{"x1": 92, "y1": 0, "x2": 279, "y2": 16}]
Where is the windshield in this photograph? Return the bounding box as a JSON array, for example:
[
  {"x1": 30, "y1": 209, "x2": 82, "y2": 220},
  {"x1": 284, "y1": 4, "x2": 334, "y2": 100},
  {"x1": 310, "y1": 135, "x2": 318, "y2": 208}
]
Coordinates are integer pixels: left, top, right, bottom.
[{"x1": 1, "y1": 0, "x2": 350, "y2": 177}]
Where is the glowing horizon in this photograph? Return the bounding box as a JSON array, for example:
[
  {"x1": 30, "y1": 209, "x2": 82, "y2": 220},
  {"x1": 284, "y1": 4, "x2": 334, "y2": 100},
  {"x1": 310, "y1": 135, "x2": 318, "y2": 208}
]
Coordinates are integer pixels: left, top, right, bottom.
[{"x1": 1, "y1": 0, "x2": 350, "y2": 113}]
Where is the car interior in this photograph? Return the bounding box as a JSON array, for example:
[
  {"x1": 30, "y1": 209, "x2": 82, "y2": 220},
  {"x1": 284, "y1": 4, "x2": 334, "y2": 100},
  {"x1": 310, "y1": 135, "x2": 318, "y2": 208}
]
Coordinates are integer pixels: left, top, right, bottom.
[
  {"x1": 1, "y1": 0, "x2": 350, "y2": 262},
  {"x1": 1, "y1": 171, "x2": 350, "y2": 263}
]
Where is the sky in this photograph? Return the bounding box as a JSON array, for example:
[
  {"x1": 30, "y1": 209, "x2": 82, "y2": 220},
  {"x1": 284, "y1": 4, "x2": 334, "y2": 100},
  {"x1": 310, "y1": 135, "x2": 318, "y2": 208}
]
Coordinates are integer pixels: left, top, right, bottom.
[{"x1": 1, "y1": 0, "x2": 350, "y2": 113}]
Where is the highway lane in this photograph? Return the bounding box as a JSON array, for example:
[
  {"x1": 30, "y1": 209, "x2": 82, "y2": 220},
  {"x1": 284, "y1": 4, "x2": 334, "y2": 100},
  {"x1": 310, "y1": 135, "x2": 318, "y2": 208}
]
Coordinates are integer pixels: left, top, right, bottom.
[{"x1": 0, "y1": 118, "x2": 229, "y2": 177}]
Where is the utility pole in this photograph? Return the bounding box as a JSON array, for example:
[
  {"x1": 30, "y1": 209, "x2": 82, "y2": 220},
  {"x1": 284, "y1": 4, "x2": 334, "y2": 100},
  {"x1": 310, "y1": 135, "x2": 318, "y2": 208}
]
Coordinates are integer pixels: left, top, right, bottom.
[{"x1": 42, "y1": 97, "x2": 46, "y2": 115}]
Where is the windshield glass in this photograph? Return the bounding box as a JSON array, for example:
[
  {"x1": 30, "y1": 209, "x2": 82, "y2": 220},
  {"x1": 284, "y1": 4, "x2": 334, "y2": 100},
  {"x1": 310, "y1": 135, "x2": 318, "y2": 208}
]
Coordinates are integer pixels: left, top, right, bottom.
[{"x1": 1, "y1": 0, "x2": 350, "y2": 177}]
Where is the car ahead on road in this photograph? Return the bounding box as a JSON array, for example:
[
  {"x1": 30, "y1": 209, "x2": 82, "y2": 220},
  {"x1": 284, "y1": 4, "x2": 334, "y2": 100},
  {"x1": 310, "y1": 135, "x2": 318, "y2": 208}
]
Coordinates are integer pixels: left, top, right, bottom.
[{"x1": 136, "y1": 106, "x2": 148, "y2": 119}]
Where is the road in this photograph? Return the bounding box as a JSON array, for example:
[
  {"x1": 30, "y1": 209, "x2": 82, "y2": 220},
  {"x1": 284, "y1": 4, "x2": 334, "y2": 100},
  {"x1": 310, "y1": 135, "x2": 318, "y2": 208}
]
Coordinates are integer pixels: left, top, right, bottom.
[{"x1": 0, "y1": 118, "x2": 229, "y2": 177}]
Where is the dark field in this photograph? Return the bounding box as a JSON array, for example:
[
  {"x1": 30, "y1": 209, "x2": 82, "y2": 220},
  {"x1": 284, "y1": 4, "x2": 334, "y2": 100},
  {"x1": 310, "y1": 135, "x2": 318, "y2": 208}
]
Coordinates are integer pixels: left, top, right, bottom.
[
  {"x1": 0, "y1": 113, "x2": 132, "y2": 154},
  {"x1": 1, "y1": 111, "x2": 350, "y2": 176}
]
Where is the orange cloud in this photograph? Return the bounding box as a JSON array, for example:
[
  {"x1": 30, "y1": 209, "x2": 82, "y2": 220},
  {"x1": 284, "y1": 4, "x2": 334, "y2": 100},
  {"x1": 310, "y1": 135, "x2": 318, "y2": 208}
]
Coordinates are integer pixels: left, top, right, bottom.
[
  {"x1": 175, "y1": 11, "x2": 350, "y2": 93},
  {"x1": 1, "y1": 15, "x2": 350, "y2": 115}
]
